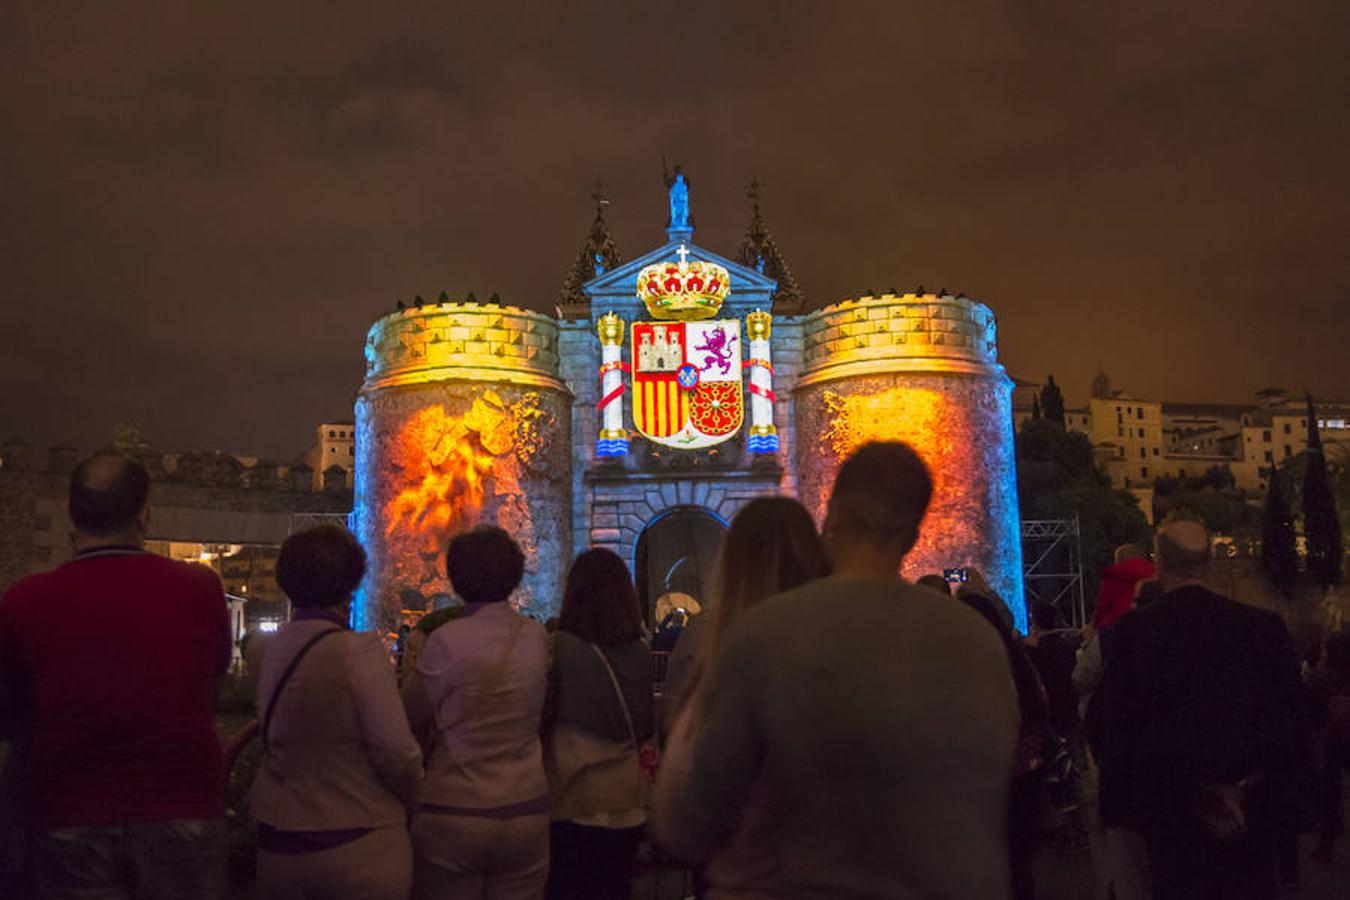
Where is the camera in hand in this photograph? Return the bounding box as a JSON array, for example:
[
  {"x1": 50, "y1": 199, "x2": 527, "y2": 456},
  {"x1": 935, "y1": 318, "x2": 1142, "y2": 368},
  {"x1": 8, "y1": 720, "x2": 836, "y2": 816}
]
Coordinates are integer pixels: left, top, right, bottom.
[{"x1": 943, "y1": 567, "x2": 969, "y2": 584}]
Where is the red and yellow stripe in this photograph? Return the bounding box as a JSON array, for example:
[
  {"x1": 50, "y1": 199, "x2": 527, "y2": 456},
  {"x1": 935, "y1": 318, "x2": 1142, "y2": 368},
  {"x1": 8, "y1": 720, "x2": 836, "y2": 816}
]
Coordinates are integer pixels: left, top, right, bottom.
[{"x1": 633, "y1": 376, "x2": 688, "y2": 437}]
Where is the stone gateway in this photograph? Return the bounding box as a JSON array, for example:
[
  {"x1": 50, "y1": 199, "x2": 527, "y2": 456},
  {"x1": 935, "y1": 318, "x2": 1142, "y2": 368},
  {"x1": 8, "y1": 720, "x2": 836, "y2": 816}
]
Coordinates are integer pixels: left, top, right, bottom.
[{"x1": 352, "y1": 178, "x2": 1025, "y2": 635}]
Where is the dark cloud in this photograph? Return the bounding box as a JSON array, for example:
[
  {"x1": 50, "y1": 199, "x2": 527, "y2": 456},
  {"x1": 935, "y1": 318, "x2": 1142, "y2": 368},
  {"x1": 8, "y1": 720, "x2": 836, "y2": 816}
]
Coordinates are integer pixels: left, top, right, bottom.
[{"x1": 1, "y1": 0, "x2": 1347, "y2": 457}]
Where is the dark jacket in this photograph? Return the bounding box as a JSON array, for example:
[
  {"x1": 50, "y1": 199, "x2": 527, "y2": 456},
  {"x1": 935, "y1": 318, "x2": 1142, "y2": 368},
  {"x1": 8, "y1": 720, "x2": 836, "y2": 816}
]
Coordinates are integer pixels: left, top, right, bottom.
[
  {"x1": 544, "y1": 631, "x2": 653, "y2": 744},
  {"x1": 1098, "y1": 585, "x2": 1303, "y2": 829}
]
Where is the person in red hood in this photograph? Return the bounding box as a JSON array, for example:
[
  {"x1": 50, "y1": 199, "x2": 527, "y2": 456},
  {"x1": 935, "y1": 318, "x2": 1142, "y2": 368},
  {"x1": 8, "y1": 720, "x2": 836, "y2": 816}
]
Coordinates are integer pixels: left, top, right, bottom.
[{"x1": 1091, "y1": 548, "x2": 1158, "y2": 632}]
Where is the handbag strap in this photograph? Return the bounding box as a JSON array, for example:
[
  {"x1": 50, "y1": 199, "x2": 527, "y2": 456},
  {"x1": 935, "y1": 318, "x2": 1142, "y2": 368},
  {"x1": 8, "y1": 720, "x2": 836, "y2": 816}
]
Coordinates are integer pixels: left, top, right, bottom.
[
  {"x1": 589, "y1": 643, "x2": 638, "y2": 750},
  {"x1": 262, "y1": 626, "x2": 342, "y2": 751}
]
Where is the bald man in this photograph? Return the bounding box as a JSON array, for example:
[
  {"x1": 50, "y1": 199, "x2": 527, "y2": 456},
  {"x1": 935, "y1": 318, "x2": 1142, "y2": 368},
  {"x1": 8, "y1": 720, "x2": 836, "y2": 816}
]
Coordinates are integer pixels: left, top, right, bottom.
[
  {"x1": 1098, "y1": 517, "x2": 1304, "y2": 900},
  {"x1": 0, "y1": 453, "x2": 231, "y2": 899}
]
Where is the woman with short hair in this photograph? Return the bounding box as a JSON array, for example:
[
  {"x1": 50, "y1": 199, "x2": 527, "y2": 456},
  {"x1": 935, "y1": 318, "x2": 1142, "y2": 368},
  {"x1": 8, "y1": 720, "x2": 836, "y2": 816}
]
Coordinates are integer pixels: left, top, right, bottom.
[
  {"x1": 250, "y1": 525, "x2": 423, "y2": 900},
  {"x1": 542, "y1": 548, "x2": 653, "y2": 900},
  {"x1": 403, "y1": 526, "x2": 551, "y2": 900}
]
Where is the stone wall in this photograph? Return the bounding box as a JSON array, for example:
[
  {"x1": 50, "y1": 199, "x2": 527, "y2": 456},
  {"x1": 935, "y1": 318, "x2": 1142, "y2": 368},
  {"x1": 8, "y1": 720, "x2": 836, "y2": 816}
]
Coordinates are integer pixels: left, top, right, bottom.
[
  {"x1": 355, "y1": 302, "x2": 572, "y2": 632},
  {"x1": 794, "y1": 293, "x2": 1026, "y2": 630}
]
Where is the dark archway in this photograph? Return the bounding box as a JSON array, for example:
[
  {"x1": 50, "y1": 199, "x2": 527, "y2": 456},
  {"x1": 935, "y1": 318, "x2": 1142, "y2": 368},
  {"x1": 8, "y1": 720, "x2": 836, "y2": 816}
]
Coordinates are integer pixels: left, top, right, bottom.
[{"x1": 633, "y1": 505, "x2": 727, "y2": 627}]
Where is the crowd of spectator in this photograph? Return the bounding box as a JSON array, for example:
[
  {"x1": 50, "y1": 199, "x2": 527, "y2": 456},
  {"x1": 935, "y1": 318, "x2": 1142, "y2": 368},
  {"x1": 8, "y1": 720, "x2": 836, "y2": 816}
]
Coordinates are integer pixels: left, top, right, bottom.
[{"x1": 1, "y1": 445, "x2": 1347, "y2": 899}]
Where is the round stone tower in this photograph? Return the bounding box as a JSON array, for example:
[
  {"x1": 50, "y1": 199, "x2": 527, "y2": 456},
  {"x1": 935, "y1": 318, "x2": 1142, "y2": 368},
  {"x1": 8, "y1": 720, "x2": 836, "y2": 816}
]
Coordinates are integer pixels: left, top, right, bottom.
[
  {"x1": 793, "y1": 291, "x2": 1026, "y2": 630},
  {"x1": 353, "y1": 302, "x2": 573, "y2": 634}
]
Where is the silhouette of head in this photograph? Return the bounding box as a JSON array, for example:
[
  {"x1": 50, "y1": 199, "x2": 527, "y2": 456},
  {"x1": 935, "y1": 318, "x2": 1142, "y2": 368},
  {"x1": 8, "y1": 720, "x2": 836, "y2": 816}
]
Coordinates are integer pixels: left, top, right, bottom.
[
  {"x1": 825, "y1": 441, "x2": 932, "y2": 564},
  {"x1": 559, "y1": 548, "x2": 642, "y2": 646},
  {"x1": 68, "y1": 453, "x2": 150, "y2": 539},
  {"x1": 277, "y1": 526, "x2": 366, "y2": 609},
  {"x1": 1154, "y1": 516, "x2": 1210, "y2": 582},
  {"x1": 446, "y1": 525, "x2": 524, "y2": 605}
]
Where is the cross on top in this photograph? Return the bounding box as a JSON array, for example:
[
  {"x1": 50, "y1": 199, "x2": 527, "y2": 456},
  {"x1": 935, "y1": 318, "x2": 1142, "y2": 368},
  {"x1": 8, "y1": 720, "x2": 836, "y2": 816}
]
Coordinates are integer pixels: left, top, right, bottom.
[
  {"x1": 590, "y1": 179, "x2": 610, "y2": 212},
  {"x1": 676, "y1": 243, "x2": 690, "y2": 266}
]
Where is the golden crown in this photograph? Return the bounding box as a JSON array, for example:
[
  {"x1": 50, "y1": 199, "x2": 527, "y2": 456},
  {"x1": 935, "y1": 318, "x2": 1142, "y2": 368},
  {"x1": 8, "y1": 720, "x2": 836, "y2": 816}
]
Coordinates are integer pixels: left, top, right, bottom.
[{"x1": 636, "y1": 245, "x2": 730, "y2": 321}]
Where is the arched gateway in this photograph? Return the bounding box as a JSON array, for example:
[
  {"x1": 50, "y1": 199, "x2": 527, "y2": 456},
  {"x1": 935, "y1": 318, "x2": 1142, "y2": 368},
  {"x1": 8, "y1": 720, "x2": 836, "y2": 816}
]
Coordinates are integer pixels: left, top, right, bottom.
[{"x1": 352, "y1": 173, "x2": 1024, "y2": 633}]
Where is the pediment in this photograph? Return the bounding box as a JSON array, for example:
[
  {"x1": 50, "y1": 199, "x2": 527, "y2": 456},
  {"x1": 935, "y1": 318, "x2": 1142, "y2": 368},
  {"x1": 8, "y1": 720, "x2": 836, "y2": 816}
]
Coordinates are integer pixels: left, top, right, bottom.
[{"x1": 583, "y1": 240, "x2": 778, "y2": 299}]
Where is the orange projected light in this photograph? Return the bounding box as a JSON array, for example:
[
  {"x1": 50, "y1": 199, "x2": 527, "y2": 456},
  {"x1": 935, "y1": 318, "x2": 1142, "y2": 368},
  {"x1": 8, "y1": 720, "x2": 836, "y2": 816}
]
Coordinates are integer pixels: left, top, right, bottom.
[
  {"x1": 384, "y1": 405, "x2": 495, "y2": 537},
  {"x1": 821, "y1": 386, "x2": 985, "y2": 569},
  {"x1": 382, "y1": 390, "x2": 548, "y2": 540}
]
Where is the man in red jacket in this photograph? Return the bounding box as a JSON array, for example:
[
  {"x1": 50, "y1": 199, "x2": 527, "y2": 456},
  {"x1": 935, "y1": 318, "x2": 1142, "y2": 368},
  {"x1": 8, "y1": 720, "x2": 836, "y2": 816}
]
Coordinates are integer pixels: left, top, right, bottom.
[{"x1": 0, "y1": 453, "x2": 231, "y2": 899}]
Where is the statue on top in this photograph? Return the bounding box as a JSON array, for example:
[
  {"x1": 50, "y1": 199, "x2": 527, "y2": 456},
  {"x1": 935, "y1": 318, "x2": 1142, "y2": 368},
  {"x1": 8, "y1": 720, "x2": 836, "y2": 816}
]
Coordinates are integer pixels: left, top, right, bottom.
[{"x1": 662, "y1": 158, "x2": 691, "y2": 230}]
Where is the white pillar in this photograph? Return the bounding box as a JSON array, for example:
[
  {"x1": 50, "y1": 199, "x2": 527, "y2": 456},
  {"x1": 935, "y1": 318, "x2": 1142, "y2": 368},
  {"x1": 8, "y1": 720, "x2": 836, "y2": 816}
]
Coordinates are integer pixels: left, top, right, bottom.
[
  {"x1": 596, "y1": 312, "x2": 628, "y2": 457},
  {"x1": 745, "y1": 310, "x2": 778, "y2": 453}
]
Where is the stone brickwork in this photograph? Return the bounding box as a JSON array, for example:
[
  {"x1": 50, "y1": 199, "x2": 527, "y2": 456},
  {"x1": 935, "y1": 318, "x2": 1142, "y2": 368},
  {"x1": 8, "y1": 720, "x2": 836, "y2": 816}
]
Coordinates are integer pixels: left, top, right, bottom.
[
  {"x1": 793, "y1": 292, "x2": 1025, "y2": 629},
  {"x1": 802, "y1": 292, "x2": 998, "y2": 371},
  {"x1": 355, "y1": 302, "x2": 572, "y2": 630},
  {"x1": 583, "y1": 474, "x2": 783, "y2": 560},
  {"x1": 364, "y1": 302, "x2": 561, "y2": 389},
  {"x1": 558, "y1": 320, "x2": 600, "y2": 561}
]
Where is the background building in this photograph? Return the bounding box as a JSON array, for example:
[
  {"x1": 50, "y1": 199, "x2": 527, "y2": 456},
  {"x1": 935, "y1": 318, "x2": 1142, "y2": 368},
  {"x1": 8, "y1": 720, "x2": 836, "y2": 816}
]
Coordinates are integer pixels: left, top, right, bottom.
[
  {"x1": 303, "y1": 421, "x2": 356, "y2": 490},
  {"x1": 0, "y1": 437, "x2": 352, "y2": 620}
]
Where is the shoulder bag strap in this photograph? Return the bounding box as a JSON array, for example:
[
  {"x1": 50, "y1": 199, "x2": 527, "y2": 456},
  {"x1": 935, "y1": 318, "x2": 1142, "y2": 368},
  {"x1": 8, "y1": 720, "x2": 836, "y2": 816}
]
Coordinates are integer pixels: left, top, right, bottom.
[
  {"x1": 590, "y1": 643, "x2": 638, "y2": 749},
  {"x1": 262, "y1": 627, "x2": 342, "y2": 751}
]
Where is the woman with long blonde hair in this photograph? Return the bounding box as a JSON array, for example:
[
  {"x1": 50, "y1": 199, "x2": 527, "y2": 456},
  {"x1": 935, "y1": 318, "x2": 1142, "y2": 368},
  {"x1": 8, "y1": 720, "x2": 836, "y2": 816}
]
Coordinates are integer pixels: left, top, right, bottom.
[{"x1": 663, "y1": 495, "x2": 830, "y2": 731}]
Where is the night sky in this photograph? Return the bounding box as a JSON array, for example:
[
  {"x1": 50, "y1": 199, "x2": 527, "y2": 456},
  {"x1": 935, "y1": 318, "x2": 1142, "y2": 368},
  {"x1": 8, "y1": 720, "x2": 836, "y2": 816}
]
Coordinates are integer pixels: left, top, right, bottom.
[{"x1": 3, "y1": 1, "x2": 1347, "y2": 460}]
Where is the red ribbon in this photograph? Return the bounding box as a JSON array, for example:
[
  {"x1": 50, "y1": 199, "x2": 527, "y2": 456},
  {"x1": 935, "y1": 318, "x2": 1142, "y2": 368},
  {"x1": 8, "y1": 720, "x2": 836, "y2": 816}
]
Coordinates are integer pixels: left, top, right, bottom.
[
  {"x1": 742, "y1": 358, "x2": 774, "y2": 375},
  {"x1": 596, "y1": 384, "x2": 625, "y2": 411},
  {"x1": 747, "y1": 382, "x2": 777, "y2": 403}
]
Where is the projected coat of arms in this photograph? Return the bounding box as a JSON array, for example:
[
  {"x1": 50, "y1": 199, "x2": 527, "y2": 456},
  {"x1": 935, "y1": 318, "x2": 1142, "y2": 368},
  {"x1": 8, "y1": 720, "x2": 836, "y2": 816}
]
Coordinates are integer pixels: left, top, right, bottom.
[
  {"x1": 592, "y1": 243, "x2": 777, "y2": 458},
  {"x1": 632, "y1": 319, "x2": 742, "y2": 448}
]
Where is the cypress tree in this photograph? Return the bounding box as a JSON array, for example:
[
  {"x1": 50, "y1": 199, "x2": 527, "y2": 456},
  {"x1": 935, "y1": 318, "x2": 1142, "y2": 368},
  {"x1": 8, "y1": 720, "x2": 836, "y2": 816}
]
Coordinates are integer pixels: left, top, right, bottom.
[
  {"x1": 1261, "y1": 467, "x2": 1298, "y2": 597},
  {"x1": 1040, "y1": 375, "x2": 1066, "y2": 427},
  {"x1": 1302, "y1": 394, "x2": 1343, "y2": 587}
]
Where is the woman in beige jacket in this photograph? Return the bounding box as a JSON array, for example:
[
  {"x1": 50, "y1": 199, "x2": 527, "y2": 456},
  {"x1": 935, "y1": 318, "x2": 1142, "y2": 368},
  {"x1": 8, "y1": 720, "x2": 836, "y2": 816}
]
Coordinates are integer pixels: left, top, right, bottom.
[
  {"x1": 250, "y1": 526, "x2": 423, "y2": 900},
  {"x1": 402, "y1": 525, "x2": 551, "y2": 900}
]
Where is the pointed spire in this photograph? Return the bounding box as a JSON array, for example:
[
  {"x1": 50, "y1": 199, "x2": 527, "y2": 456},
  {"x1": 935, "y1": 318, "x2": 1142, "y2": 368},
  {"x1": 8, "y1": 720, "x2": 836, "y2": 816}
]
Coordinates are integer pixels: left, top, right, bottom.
[
  {"x1": 735, "y1": 177, "x2": 805, "y2": 315},
  {"x1": 1091, "y1": 364, "x2": 1112, "y2": 400},
  {"x1": 557, "y1": 181, "x2": 623, "y2": 319}
]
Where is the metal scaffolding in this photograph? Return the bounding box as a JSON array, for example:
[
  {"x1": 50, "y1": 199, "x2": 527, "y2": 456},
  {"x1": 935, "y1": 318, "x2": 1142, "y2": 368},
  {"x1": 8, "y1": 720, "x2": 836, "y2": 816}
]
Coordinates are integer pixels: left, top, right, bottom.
[
  {"x1": 288, "y1": 512, "x2": 353, "y2": 534},
  {"x1": 1021, "y1": 517, "x2": 1087, "y2": 627}
]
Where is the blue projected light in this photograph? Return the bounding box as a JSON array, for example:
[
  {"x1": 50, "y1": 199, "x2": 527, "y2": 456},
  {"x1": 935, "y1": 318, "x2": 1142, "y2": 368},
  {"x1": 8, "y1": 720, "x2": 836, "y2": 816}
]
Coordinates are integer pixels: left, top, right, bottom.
[
  {"x1": 596, "y1": 438, "x2": 629, "y2": 457},
  {"x1": 747, "y1": 433, "x2": 780, "y2": 454}
]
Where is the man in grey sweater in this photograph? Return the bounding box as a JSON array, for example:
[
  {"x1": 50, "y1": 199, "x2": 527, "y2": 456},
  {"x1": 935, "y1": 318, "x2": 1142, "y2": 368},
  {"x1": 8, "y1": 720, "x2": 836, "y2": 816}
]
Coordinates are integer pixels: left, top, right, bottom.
[{"x1": 654, "y1": 441, "x2": 1020, "y2": 898}]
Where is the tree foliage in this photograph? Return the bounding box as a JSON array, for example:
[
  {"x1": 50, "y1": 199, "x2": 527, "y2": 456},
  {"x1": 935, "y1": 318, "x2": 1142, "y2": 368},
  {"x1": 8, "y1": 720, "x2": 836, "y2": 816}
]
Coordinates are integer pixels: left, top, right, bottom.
[
  {"x1": 1261, "y1": 468, "x2": 1299, "y2": 596},
  {"x1": 1039, "y1": 375, "x2": 1066, "y2": 427},
  {"x1": 1153, "y1": 465, "x2": 1251, "y2": 535},
  {"x1": 1016, "y1": 418, "x2": 1150, "y2": 588},
  {"x1": 1303, "y1": 395, "x2": 1343, "y2": 587}
]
